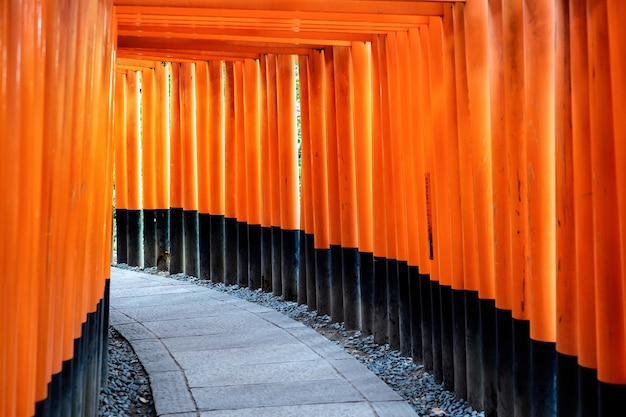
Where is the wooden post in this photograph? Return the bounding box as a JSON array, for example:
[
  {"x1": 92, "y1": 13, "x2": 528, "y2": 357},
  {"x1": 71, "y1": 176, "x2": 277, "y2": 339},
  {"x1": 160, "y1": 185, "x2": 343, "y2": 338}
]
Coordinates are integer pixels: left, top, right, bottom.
[
  {"x1": 224, "y1": 61, "x2": 238, "y2": 285},
  {"x1": 114, "y1": 73, "x2": 129, "y2": 265},
  {"x1": 169, "y1": 63, "x2": 185, "y2": 274},
  {"x1": 126, "y1": 70, "x2": 143, "y2": 267},
  {"x1": 141, "y1": 68, "x2": 158, "y2": 267}
]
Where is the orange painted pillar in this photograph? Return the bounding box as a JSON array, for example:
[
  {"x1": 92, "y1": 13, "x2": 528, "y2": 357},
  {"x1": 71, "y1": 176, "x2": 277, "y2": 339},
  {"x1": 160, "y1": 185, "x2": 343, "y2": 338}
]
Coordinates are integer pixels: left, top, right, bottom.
[
  {"x1": 428, "y1": 16, "x2": 456, "y2": 391},
  {"x1": 179, "y1": 62, "x2": 199, "y2": 277},
  {"x1": 568, "y1": 2, "x2": 596, "y2": 415},
  {"x1": 523, "y1": 1, "x2": 557, "y2": 415},
  {"x1": 141, "y1": 68, "x2": 158, "y2": 267},
  {"x1": 223, "y1": 61, "x2": 239, "y2": 285},
  {"x1": 554, "y1": 3, "x2": 578, "y2": 415},
  {"x1": 154, "y1": 62, "x2": 171, "y2": 262},
  {"x1": 379, "y1": 33, "x2": 400, "y2": 351},
  {"x1": 265, "y1": 54, "x2": 283, "y2": 295},
  {"x1": 234, "y1": 60, "x2": 248, "y2": 287},
  {"x1": 324, "y1": 47, "x2": 344, "y2": 321},
  {"x1": 442, "y1": 5, "x2": 468, "y2": 398},
  {"x1": 587, "y1": 1, "x2": 626, "y2": 412},
  {"x1": 114, "y1": 72, "x2": 129, "y2": 265},
  {"x1": 169, "y1": 63, "x2": 185, "y2": 274},
  {"x1": 464, "y1": 0, "x2": 496, "y2": 409},
  {"x1": 351, "y1": 41, "x2": 375, "y2": 336},
  {"x1": 502, "y1": 1, "x2": 531, "y2": 414},
  {"x1": 333, "y1": 45, "x2": 360, "y2": 330},
  {"x1": 389, "y1": 31, "x2": 412, "y2": 356},
  {"x1": 299, "y1": 55, "x2": 316, "y2": 308},
  {"x1": 371, "y1": 35, "x2": 390, "y2": 345},
  {"x1": 485, "y1": 0, "x2": 513, "y2": 413},
  {"x1": 307, "y1": 49, "x2": 332, "y2": 314},
  {"x1": 276, "y1": 54, "x2": 300, "y2": 301},
  {"x1": 126, "y1": 70, "x2": 143, "y2": 267},
  {"x1": 208, "y1": 60, "x2": 226, "y2": 283},
  {"x1": 244, "y1": 58, "x2": 262, "y2": 290},
  {"x1": 196, "y1": 61, "x2": 212, "y2": 280},
  {"x1": 259, "y1": 56, "x2": 272, "y2": 291}
]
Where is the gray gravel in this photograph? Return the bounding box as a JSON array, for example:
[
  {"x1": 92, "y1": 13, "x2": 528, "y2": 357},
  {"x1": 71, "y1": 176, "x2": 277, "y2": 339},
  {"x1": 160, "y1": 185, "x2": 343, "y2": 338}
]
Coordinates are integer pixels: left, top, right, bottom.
[
  {"x1": 98, "y1": 327, "x2": 155, "y2": 416},
  {"x1": 109, "y1": 263, "x2": 484, "y2": 417}
]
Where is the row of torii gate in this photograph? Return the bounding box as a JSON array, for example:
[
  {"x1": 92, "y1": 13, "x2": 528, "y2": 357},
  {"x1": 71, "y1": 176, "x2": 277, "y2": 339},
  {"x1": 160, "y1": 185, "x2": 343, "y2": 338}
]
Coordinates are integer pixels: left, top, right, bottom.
[{"x1": 2, "y1": 1, "x2": 626, "y2": 417}]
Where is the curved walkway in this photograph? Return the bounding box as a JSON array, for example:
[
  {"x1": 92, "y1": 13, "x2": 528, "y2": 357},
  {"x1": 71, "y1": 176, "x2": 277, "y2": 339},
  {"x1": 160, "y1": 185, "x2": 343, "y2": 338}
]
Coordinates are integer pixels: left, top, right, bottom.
[{"x1": 109, "y1": 268, "x2": 418, "y2": 417}]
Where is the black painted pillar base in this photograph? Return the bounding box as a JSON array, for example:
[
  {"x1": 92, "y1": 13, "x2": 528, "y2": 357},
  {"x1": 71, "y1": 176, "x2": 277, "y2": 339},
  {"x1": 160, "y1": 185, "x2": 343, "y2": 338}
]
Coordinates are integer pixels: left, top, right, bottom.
[
  {"x1": 34, "y1": 285, "x2": 109, "y2": 417},
  {"x1": 315, "y1": 248, "x2": 331, "y2": 315},
  {"x1": 210, "y1": 214, "x2": 225, "y2": 284},
  {"x1": 237, "y1": 221, "x2": 249, "y2": 287},
  {"x1": 531, "y1": 340, "x2": 556, "y2": 417},
  {"x1": 127, "y1": 209, "x2": 142, "y2": 267},
  {"x1": 480, "y1": 298, "x2": 497, "y2": 417},
  {"x1": 578, "y1": 365, "x2": 598, "y2": 417},
  {"x1": 342, "y1": 247, "x2": 360, "y2": 330},
  {"x1": 599, "y1": 381, "x2": 626, "y2": 417},
  {"x1": 373, "y1": 256, "x2": 389, "y2": 345},
  {"x1": 513, "y1": 318, "x2": 531, "y2": 417},
  {"x1": 224, "y1": 217, "x2": 238, "y2": 285},
  {"x1": 143, "y1": 209, "x2": 157, "y2": 267},
  {"x1": 387, "y1": 259, "x2": 400, "y2": 350},
  {"x1": 556, "y1": 352, "x2": 578, "y2": 417},
  {"x1": 271, "y1": 226, "x2": 282, "y2": 296},
  {"x1": 431, "y1": 280, "x2": 443, "y2": 382},
  {"x1": 452, "y1": 288, "x2": 467, "y2": 399},
  {"x1": 305, "y1": 234, "x2": 316, "y2": 311},
  {"x1": 420, "y1": 274, "x2": 434, "y2": 372},
  {"x1": 298, "y1": 230, "x2": 307, "y2": 305},
  {"x1": 465, "y1": 290, "x2": 483, "y2": 409},
  {"x1": 409, "y1": 266, "x2": 423, "y2": 364},
  {"x1": 260, "y1": 226, "x2": 272, "y2": 291},
  {"x1": 496, "y1": 308, "x2": 514, "y2": 417},
  {"x1": 330, "y1": 244, "x2": 344, "y2": 322},
  {"x1": 170, "y1": 208, "x2": 184, "y2": 274},
  {"x1": 155, "y1": 208, "x2": 170, "y2": 256},
  {"x1": 115, "y1": 208, "x2": 128, "y2": 264},
  {"x1": 183, "y1": 210, "x2": 199, "y2": 277},
  {"x1": 281, "y1": 229, "x2": 299, "y2": 301},
  {"x1": 359, "y1": 252, "x2": 374, "y2": 336},
  {"x1": 248, "y1": 224, "x2": 262, "y2": 290},
  {"x1": 397, "y1": 260, "x2": 411, "y2": 357},
  {"x1": 440, "y1": 284, "x2": 454, "y2": 390},
  {"x1": 199, "y1": 213, "x2": 211, "y2": 280}
]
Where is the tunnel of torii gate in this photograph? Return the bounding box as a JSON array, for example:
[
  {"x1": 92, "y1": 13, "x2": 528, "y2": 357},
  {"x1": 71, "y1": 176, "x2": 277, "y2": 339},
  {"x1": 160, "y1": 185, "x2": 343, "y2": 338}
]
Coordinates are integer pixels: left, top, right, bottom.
[{"x1": 1, "y1": 0, "x2": 626, "y2": 416}]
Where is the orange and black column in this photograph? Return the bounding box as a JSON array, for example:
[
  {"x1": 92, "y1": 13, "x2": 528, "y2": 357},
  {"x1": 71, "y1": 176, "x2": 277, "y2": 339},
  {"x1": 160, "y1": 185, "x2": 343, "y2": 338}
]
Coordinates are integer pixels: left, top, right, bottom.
[
  {"x1": 307, "y1": 49, "x2": 332, "y2": 315},
  {"x1": 169, "y1": 63, "x2": 185, "y2": 274},
  {"x1": 155, "y1": 62, "x2": 171, "y2": 263},
  {"x1": 196, "y1": 61, "x2": 212, "y2": 280},
  {"x1": 234, "y1": 60, "x2": 249, "y2": 288},
  {"x1": 224, "y1": 61, "x2": 238, "y2": 285},
  {"x1": 208, "y1": 60, "x2": 226, "y2": 284},
  {"x1": 259, "y1": 55, "x2": 272, "y2": 291},
  {"x1": 114, "y1": 71, "x2": 129, "y2": 264},
  {"x1": 277, "y1": 54, "x2": 300, "y2": 301},
  {"x1": 126, "y1": 69, "x2": 143, "y2": 267},
  {"x1": 141, "y1": 67, "x2": 158, "y2": 267},
  {"x1": 179, "y1": 62, "x2": 200, "y2": 277}
]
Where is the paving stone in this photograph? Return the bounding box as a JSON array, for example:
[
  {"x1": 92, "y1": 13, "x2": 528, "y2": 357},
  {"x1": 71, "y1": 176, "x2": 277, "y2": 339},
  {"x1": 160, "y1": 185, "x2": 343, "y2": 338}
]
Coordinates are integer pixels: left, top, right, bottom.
[
  {"x1": 141, "y1": 314, "x2": 264, "y2": 338},
  {"x1": 185, "y1": 359, "x2": 340, "y2": 388},
  {"x1": 255, "y1": 310, "x2": 309, "y2": 329},
  {"x1": 192, "y1": 379, "x2": 363, "y2": 410},
  {"x1": 199, "y1": 402, "x2": 377, "y2": 417},
  {"x1": 330, "y1": 358, "x2": 404, "y2": 402},
  {"x1": 150, "y1": 371, "x2": 197, "y2": 415},
  {"x1": 108, "y1": 309, "x2": 135, "y2": 326},
  {"x1": 372, "y1": 401, "x2": 421, "y2": 417},
  {"x1": 130, "y1": 338, "x2": 180, "y2": 373},
  {"x1": 114, "y1": 321, "x2": 155, "y2": 341},
  {"x1": 160, "y1": 327, "x2": 292, "y2": 352}
]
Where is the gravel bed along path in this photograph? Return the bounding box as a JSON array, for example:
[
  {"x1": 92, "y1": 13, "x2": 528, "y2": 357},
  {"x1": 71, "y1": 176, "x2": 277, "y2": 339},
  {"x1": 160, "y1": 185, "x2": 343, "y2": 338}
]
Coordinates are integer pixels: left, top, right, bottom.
[{"x1": 107, "y1": 264, "x2": 484, "y2": 417}]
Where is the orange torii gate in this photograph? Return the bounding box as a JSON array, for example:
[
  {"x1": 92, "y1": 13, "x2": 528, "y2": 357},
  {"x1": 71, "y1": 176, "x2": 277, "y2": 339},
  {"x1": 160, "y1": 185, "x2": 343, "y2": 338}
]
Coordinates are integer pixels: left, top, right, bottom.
[{"x1": 2, "y1": 1, "x2": 626, "y2": 417}]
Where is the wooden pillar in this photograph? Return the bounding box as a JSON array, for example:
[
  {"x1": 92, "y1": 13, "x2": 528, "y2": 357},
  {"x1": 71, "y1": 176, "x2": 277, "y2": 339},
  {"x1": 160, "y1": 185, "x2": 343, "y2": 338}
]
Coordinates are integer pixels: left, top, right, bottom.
[
  {"x1": 308, "y1": 49, "x2": 332, "y2": 315},
  {"x1": 142, "y1": 68, "x2": 158, "y2": 267},
  {"x1": 208, "y1": 60, "x2": 225, "y2": 284},
  {"x1": 234, "y1": 60, "x2": 248, "y2": 288},
  {"x1": 333, "y1": 45, "x2": 360, "y2": 330},
  {"x1": 224, "y1": 61, "x2": 238, "y2": 285},
  {"x1": 126, "y1": 70, "x2": 143, "y2": 267},
  {"x1": 169, "y1": 63, "x2": 185, "y2": 274},
  {"x1": 196, "y1": 61, "x2": 211, "y2": 280},
  {"x1": 179, "y1": 62, "x2": 199, "y2": 277},
  {"x1": 259, "y1": 56, "x2": 272, "y2": 291},
  {"x1": 276, "y1": 54, "x2": 300, "y2": 301},
  {"x1": 114, "y1": 73, "x2": 129, "y2": 265},
  {"x1": 244, "y1": 58, "x2": 262, "y2": 290},
  {"x1": 154, "y1": 62, "x2": 171, "y2": 265},
  {"x1": 351, "y1": 41, "x2": 374, "y2": 336}
]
